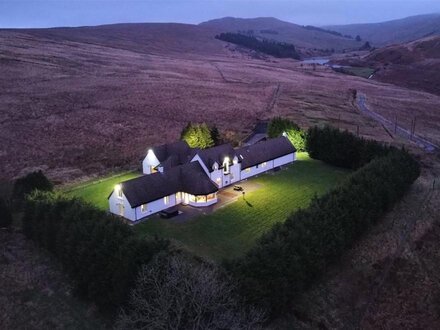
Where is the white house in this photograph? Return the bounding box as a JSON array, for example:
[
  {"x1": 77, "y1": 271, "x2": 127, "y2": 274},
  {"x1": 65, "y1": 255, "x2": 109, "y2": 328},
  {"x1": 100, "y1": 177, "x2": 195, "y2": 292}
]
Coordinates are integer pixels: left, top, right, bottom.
[
  {"x1": 109, "y1": 161, "x2": 218, "y2": 221},
  {"x1": 191, "y1": 144, "x2": 241, "y2": 188},
  {"x1": 109, "y1": 136, "x2": 296, "y2": 222}
]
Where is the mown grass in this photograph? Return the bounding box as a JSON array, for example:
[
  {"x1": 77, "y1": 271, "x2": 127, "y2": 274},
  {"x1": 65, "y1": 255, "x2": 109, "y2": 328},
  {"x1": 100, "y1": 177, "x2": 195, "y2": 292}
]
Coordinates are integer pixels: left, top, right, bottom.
[
  {"x1": 136, "y1": 153, "x2": 350, "y2": 261},
  {"x1": 62, "y1": 171, "x2": 141, "y2": 210}
]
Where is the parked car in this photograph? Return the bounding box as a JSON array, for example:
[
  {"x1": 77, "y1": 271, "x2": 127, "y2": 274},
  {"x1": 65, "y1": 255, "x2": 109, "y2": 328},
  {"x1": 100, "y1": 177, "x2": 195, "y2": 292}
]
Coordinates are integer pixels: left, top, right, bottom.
[
  {"x1": 233, "y1": 185, "x2": 243, "y2": 191},
  {"x1": 159, "y1": 207, "x2": 179, "y2": 218}
]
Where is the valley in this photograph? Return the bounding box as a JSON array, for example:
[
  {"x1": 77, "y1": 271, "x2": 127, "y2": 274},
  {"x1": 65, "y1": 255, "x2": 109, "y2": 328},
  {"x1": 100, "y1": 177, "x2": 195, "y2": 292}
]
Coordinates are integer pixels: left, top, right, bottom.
[
  {"x1": 1, "y1": 20, "x2": 439, "y2": 184},
  {"x1": 1, "y1": 12, "x2": 440, "y2": 329}
]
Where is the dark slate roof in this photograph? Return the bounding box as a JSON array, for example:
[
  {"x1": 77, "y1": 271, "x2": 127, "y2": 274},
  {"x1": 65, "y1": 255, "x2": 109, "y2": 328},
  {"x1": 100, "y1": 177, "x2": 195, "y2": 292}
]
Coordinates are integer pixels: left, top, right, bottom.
[
  {"x1": 149, "y1": 141, "x2": 194, "y2": 168},
  {"x1": 195, "y1": 144, "x2": 237, "y2": 172},
  {"x1": 113, "y1": 161, "x2": 217, "y2": 207},
  {"x1": 236, "y1": 137, "x2": 296, "y2": 169},
  {"x1": 180, "y1": 163, "x2": 218, "y2": 196},
  {"x1": 243, "y1": 133, "x2": 267, "y2": 146}
]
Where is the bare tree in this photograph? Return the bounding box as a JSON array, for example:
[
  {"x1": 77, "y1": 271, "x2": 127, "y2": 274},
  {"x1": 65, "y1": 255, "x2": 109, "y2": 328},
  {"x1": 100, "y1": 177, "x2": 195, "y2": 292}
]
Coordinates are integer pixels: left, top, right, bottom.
[{"x1": 116, "y1": 254, "x2": 265, "y2": 330}]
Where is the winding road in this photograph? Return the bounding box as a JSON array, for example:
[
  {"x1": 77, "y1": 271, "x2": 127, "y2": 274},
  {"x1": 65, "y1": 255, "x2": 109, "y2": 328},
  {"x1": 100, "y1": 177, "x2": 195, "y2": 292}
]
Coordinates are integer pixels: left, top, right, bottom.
[{"x1": 357, "y1": 94, "x2": 438, "y2": 152}]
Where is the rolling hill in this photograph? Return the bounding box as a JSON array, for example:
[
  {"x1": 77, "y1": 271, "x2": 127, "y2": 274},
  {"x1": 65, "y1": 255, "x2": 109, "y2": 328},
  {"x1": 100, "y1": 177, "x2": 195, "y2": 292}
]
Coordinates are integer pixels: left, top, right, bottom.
[
  {"x1": 335, "y1": 35, "x2": 440, "y2": 95},
  {"x1": 326, "y1": 13, "x2": 440, "y2": 46},
  {"x1": 200, "y1": 17, "x2": 363, "y2": 54},
  {"x1": 1, "y1": 20, "x2": 440, "y2": 182}
]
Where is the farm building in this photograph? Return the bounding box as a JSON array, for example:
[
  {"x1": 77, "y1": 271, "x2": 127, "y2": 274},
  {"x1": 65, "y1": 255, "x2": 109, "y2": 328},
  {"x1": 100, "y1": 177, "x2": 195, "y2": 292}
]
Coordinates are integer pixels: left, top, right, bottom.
[{"x1": 109, "y1": 136, "x2": 296, "y2": 221}]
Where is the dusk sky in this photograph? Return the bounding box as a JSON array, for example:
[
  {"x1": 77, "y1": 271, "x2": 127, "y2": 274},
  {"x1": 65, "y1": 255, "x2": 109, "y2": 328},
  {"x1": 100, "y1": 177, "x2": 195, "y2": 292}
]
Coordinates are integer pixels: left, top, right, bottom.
[{"x1": 1, "y1": 0, "x2": 439, "y2": 28}]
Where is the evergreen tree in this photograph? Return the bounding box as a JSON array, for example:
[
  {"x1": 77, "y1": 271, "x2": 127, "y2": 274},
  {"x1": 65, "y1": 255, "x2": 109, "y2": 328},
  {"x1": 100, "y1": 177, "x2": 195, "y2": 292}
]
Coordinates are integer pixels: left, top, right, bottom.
[
  {"x1": 0, "y1": 198, "x2": 13, "y2": 228},
  {"x1": 13, "y1": 170, "x2": 53, "y2": 202},
  {"x1": 267, "y1": 117, "x2": 306, "y2": 151},
  {"x1": 181, "y1": 123, "x2": 215, "y2": 149}
]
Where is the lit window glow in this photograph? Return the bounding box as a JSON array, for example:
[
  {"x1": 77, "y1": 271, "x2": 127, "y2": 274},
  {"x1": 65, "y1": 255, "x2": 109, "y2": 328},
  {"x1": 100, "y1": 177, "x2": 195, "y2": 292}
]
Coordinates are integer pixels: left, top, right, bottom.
[
  {"x1": 141, "y1": 204, "x2": 148, "y2": 212},
  {"x1": 164, "y1": 196, "x2": 170, "y2": 205},
  {"x1": 115, "y1": 184, "x2": 123, "y2": 198},
  {"x1": 223, "y1": 157, "x2": 230, "y2": 174}
]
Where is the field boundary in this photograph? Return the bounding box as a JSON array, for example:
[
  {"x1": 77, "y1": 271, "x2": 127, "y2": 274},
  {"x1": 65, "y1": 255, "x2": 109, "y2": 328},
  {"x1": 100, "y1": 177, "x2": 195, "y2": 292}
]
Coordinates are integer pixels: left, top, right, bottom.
[{"x1": 61, "y1": 170, "x2": 140, "y2": 194}]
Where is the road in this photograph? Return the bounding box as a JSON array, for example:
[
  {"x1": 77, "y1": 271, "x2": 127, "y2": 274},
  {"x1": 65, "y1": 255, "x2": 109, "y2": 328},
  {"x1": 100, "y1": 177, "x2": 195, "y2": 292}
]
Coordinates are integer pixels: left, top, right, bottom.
[{"x1": 357, "y1": 94, "x2": 438, "y2": 152}]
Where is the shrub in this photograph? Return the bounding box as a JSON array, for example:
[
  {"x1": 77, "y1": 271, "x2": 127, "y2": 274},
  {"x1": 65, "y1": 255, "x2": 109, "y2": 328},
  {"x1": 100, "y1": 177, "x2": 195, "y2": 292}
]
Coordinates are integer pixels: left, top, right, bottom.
[
  {"x1": 231, "y1": 127, "x2": 420, "y2": 315},
  {"x1": 23, "y1": 191, "x2": 169, "y2": 311},
  {"x1": 117, "y1": 253, "x2": 265, "y2": 330},
  {"x1": 12, "y1": 170, "x2": 53, "y2": 202},
  {"x1": 0, "y1": 198, "x2": 13, "y2": 228},
  {"x1": 268, "y1": 117, "x2": 306, "y2": 151}
]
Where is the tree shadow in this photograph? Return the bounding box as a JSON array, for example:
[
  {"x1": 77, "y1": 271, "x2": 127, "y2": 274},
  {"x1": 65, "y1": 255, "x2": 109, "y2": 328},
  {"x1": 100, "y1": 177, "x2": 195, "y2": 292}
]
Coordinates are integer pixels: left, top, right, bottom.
[{"x1": 243, "y1": 196, "x2": 253, "y2": 207}]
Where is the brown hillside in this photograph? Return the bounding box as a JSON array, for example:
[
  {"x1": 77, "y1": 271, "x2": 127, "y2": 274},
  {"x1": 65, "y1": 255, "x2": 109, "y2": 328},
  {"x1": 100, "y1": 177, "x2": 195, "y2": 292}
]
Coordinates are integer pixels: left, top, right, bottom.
[
  {"x1": 338, "y1": 36, "x2": 440, "y2": 95},
  {"x1": 1, "y1": 25, "x2": 440, "y2": 183},
  {"x1": 200, "y1": 17, "x2": 362, "y2": 53}
]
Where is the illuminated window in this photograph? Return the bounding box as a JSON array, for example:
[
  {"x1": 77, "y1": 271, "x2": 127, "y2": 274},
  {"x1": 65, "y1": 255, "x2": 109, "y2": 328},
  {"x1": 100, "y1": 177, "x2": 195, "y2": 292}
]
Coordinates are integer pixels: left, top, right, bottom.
[
  {"x1": 245, "y1": 168, "x2": 251, "y2": 173},
  {"x1": 223, "y1": 157, "x2": 230, "y2": 174},
  {"x1": 164, "y1": 196, "x2": 169, "y2": 205},
  {"x1": 115, "y1": 184, "x2": 123, "y2": 198},
  {"x1": 216, "y1": 177, "x2": 221, "y2": 185},
  {"x1": 261, "y1": 162, "x2": 267, "y2": 168},
  {"x1": 141, "y1": 204, "x2": 147, "y2": 213}
]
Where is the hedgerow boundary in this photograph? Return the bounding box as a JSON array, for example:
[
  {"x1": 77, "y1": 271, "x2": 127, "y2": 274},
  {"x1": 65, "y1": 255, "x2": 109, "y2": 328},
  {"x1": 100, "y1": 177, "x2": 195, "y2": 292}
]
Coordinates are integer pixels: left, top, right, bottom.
[{"x1": 229, "y1": 125, "x2": 420, "y2": 316}]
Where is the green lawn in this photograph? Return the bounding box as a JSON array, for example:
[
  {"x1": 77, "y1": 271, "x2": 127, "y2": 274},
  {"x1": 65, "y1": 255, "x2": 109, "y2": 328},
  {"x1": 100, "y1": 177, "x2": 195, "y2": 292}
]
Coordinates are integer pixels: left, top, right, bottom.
[
  {"x1": 63, "y1": 171, "x2": 141, "y2": 210},
  {"x1": 136, "y1": 153, "x2": 350, "y2": 261}
]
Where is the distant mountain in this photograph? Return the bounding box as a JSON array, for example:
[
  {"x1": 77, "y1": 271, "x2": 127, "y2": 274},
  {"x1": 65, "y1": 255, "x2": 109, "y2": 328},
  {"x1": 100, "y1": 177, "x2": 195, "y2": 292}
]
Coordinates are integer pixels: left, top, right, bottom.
[
  {"x1": 10, "y1": 23, "x2": 227, "y2": 56},
  {"x1": 326, "y1": 13, "x2": 440, "y2": 46},
  {"x1": 200, "y1": 17, "x2": 362, "y2": 54}
]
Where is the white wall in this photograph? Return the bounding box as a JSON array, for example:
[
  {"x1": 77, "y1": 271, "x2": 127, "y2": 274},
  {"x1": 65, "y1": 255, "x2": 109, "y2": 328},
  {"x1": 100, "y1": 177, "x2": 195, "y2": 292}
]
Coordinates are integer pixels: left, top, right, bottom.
[
  {"x1": 240, "y1": 152, "x2": 296, "y2": 180},
  {"x1": 134, "y1": 194, "x2": 177, "y2": 220},
  {"x1": 273, "y1": 152, "x2": 296, "y2": 167},
  {"x1": 240, "y1": 160, "x2": 274, "y2": 180},
  {"x1": 142, "y1": 150, "x2": 160, "y2": 174},
  {"x1": 228, "y1": 163, "x2": 241, "y2": 185},
  {"x1": 109, "y1": 192, "x2": 178, "y2": 222},
  {"x1": 109, "y1": 191, "x2": 136, "y2": 221}
]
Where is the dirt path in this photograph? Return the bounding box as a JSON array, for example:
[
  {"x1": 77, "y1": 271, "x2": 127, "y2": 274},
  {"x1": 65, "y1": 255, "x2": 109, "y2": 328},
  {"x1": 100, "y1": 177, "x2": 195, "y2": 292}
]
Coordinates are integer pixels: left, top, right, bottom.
[
  {"x1": 356, "y1": 94, "x2": 438, "y2": 152},
  {"x1": 267, "y1": 83, "x2": 281, "y2": 112}
]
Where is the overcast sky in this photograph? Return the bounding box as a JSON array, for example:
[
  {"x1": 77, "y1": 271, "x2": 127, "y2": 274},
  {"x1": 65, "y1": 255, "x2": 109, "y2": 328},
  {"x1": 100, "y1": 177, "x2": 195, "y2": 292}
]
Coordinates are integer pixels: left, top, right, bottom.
[{"x1": 1, "y1": 0, "x2": 439, "y2": 28}]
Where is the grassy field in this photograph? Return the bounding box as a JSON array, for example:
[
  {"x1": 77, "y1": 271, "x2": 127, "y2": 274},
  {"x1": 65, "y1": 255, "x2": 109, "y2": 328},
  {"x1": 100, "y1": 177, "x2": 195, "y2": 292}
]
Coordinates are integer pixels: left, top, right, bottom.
[
  {"x1": 333, "y1": 66, "x2": 376, "y2": 79},
  {"x1": 63, "y1": 171, "x2": 141, "y2": 210},
  {"x1": 136, "y1": 153, "x2": 350, "y2": 261}
]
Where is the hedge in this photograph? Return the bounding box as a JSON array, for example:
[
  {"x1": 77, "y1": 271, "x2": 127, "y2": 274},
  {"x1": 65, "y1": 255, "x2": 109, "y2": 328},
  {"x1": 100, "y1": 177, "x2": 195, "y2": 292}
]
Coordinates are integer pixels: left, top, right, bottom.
[
  {"x1": 23, "y1": 192, "x2": 169, "y2": 311},
  {"x1": 306, "y1": 125, "x2": 391, "y2": 169},
  {"x1": 230, "y1": 127, "x2": 420, "y2": 315}
]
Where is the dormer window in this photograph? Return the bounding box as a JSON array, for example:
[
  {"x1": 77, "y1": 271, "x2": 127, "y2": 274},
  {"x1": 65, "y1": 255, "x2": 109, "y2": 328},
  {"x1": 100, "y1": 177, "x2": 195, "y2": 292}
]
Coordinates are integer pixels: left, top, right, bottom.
[
  {"x1": 212, "y1": 162, "x2": 219, "y2": 171},
  {"x1": 233, "y1": 156, "x2": 238, "y2": 165}
]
